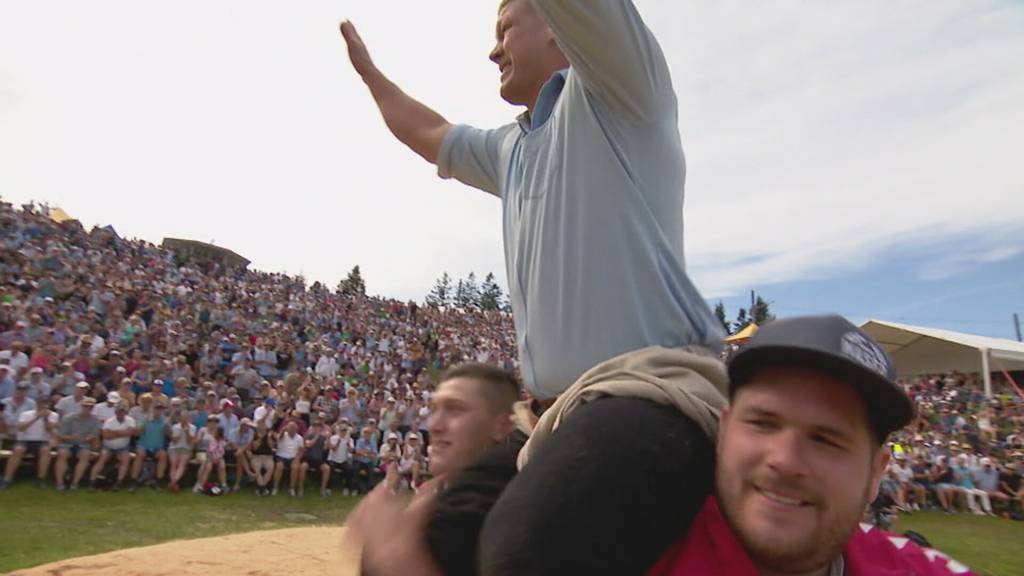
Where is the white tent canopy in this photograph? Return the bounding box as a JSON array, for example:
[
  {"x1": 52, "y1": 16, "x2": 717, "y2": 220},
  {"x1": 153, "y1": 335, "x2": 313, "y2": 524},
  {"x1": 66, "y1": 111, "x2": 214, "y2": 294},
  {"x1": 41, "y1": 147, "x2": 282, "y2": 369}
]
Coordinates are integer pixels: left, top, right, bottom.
[{"x1": 860, "y1": 319, "x2": 1024, "y2": 397}]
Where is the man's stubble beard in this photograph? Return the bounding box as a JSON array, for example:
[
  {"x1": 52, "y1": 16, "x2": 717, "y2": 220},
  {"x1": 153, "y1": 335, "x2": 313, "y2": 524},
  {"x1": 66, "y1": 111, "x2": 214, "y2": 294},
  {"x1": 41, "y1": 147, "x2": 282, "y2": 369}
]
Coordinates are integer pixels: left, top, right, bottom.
[{"x1": 715, "y1": 465, "x2": 872, "y2": 575}]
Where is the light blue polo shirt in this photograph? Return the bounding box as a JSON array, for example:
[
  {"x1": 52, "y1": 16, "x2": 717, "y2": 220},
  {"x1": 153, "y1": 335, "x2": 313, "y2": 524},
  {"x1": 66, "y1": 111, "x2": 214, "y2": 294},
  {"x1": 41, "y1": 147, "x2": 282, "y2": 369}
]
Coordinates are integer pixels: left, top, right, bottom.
[{"x1": 438, "y1": 0, "x2": 723, "y2": 398}]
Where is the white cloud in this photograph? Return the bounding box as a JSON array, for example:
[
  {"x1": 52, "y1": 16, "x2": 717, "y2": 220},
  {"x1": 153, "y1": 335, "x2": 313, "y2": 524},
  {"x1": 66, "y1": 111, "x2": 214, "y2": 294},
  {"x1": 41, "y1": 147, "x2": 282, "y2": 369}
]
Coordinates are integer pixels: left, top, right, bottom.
[{"x1": 1, "y1": 0, "x2": 1022, "y2": 302}]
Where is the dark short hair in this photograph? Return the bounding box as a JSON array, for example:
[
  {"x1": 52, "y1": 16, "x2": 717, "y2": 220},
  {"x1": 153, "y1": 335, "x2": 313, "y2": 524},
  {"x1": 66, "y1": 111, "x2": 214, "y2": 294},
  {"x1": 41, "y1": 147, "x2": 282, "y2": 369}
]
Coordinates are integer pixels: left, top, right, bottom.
[{"x1": 440, "y1": 362, "x2": 520, "y2": 414}]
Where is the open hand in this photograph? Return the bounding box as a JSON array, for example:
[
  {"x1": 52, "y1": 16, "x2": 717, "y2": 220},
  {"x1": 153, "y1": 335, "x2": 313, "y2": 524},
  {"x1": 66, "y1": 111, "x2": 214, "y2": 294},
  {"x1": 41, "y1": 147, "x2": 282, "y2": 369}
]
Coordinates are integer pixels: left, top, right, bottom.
[
  {"x1": 345, "y1": 472, "x2": 445, "y2": 576},
  {"x1": 340, "y1": 20, "x2": 379, "y2": 79}
]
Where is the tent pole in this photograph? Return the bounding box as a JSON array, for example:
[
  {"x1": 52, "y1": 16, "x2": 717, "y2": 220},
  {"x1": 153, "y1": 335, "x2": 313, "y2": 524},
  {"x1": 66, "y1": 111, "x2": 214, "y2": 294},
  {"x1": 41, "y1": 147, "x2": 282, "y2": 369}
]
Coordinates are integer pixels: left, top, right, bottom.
[
  {"x1": 992, "y1": 358, "x2": 1024, "y2": 400},
  {"x1": 980, "y1": 348, "x2": 992, "y2": 398}
]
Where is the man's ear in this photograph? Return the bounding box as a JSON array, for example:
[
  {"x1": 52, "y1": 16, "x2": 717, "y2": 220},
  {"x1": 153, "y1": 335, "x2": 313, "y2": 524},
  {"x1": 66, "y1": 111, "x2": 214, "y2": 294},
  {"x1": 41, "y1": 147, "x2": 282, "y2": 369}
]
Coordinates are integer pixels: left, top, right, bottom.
[
  {"x1": 492, "y1": 410, "x2": 515, "y2": 443},
  {"x1": 866, "y1": 445, "x2": 891, "y2": 503},
  {"x1": 717, "y1": 406, "x2": 732, "y2": 447}
]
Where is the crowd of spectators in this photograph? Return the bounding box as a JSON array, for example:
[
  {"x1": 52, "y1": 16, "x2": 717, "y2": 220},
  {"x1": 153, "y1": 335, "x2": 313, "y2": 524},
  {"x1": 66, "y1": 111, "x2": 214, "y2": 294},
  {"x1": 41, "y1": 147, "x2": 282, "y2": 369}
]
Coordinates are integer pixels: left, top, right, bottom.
[
  {"x1": 0, "y1": 200, "x2": 516, "y2": 497},
  {"x1": 879, "y1": 374, "x2": 1024, "y2": 520},
  {"x1": 0, "y1": 199, "x2": 1021, "y2": 522}
]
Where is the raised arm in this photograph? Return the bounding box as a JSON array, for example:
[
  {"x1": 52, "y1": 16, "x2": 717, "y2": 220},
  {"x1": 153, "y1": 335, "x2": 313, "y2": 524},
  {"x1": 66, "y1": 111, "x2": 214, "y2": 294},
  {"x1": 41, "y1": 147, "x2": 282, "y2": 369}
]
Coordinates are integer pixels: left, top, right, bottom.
[
  {"x1": 340, "y1": 21, "x2": 453, "y2": 165},
  {"x1": 531, "y1": 0, "x2": 674, "y2": 121}
]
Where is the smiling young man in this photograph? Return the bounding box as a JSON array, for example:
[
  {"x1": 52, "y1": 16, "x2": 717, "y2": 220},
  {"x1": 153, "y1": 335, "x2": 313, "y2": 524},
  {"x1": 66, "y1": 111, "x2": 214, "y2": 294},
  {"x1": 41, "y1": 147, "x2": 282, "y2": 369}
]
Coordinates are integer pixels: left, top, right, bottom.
[
  {"x1": 342, "y1": 2, "x2": 727, "y2": 573},
  {"x1": 350, "y1": 363, "x2": 522, "y2": 576},
  {"x1": 648, "y1": 315, "x2": 974, "y2": 576}
]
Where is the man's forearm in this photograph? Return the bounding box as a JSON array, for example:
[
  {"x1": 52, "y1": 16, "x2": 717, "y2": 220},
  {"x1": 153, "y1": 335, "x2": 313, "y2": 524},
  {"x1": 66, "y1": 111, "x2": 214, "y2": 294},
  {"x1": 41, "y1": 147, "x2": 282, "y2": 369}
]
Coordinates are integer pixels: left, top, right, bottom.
[{"x1": 361, "y1": 71, "x2": 451, "y2": 165}]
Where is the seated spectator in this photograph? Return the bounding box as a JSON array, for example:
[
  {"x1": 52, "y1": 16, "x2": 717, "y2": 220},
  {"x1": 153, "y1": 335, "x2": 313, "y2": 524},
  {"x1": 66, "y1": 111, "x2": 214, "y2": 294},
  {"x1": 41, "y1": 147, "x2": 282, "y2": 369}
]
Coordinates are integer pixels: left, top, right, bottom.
[
  {"x1": 378, "y1": 432, "x2": 402, "y2": 478},
  {"x1": 130, "y1": 401, "x2": 169, "y2": 491},
  {"x1": 998, "y1": 459, "x2": 1023, "y2": 516},
  {"x1": 1, "y1": 395, "x2": 58, "y2": 489},
  {"x1": 353, "y1": 426, "x2": 378, "y2": 495},
  {"x1": 230, "y1": 418, "x2": 257, "y2": 493},
  {"x1": 249, "y1": 420, "x2": 276, "y2": 496},
  {"x1": 54, "y1": 381, "x2": 88, "y2": 419},
  {"x1": 327, "y1": 421, "x2": 355, "y2": 496},
  {"x1": 89, "y1": 401, "x2": 135, "y2": 491},
  {"x1": 931, "y1": 455, "x2": 961, "y2": 513},
  {"x1": 972, "y1": 457, "x2": 1010, "y2": 510},
  {"x1": 272, "y1": 420, "x2": 303, "y2": 497},
  {"x1": 2, "y1": 383, "x2": 37, "y2": 446},
  {"x1": 167, "y1": 410, "x2": 197, "y2": 493},
  {"x1": 54, "y1": 397, "x2": 100, "y2": 491},
  {"x1": 398, "y1": 432, "x2": 424, "y2": 491},
  {"x1": 299, "y1": 412, "x2": 332, "y2": 498},
  {"x1": 91, "y1": 391, "x2": 120, "y2": 424},
  {"x1": 952, "y1": 453, "x2": 994, "y2": 516},
  {"x1": 193, "y1": 424, "x2": 228, "y2": 494}
]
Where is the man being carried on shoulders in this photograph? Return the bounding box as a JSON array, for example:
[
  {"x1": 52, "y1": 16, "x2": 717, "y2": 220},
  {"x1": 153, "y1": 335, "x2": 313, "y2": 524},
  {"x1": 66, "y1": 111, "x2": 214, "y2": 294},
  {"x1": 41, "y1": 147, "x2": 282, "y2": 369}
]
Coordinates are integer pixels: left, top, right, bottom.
[{"x1": 342, "y1": 1, "x2": 726, "y2": 572}]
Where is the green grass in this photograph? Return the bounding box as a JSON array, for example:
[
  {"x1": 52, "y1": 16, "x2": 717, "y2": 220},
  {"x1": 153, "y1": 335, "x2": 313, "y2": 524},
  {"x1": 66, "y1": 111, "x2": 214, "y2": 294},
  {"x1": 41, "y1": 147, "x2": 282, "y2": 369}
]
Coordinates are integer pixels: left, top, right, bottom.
[
  {"x1": 0, "y1": 483, "x2": 357, "y2": 573},
  {"x1": 2, "y1": 486, "x2": 1022, "y2": 575},
  {"x1": 896, "y1": 511, "x2": 1024, "y2": 576}
]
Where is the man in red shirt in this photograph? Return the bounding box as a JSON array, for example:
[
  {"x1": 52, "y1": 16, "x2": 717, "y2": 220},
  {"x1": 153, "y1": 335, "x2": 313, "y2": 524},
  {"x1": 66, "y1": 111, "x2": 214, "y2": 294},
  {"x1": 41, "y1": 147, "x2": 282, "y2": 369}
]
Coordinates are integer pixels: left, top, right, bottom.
[{"x1": 650, "y1": 315, "x2": 974, "y2": 576}]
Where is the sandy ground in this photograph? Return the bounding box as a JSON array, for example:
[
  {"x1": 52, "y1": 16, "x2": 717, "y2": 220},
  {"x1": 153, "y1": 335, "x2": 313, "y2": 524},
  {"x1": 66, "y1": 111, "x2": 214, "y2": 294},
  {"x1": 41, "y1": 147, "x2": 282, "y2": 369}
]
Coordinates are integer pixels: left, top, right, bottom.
[{"x1": 9, "y1": 526, "x2": 360, "y2": 576}]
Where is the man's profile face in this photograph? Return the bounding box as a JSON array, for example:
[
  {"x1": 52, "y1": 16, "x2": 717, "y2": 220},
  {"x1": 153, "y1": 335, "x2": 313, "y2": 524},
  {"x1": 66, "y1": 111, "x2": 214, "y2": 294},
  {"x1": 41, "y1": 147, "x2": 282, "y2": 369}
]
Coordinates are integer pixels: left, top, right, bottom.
[
  {"x1": 490, "y1": 0, "x2": 559, "y2": 108},
  {"x1": 428, "y1": 377, "x2": 510, "y2": 478},
  {"x1": 715, "y1": 366, "x2": 889, "y2": 574}
]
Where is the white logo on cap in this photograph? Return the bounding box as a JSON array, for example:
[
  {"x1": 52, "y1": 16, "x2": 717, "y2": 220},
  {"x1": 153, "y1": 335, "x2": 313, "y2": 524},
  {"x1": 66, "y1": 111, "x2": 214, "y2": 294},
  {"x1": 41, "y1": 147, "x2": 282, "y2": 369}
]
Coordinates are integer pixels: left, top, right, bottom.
[{"x1": 840, "y1": 331, "x2": 889, "y2": 377}]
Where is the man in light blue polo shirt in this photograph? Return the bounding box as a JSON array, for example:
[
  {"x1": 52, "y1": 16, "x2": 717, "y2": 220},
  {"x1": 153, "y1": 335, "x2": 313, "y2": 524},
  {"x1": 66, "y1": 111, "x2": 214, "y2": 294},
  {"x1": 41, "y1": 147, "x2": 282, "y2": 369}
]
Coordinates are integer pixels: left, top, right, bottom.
[
  {"x1": 342, "y1": 2, "x2": 724, "y2": 574},
  {"x1": 344, "y1": 2, "x2": 721, "y2": 401}
]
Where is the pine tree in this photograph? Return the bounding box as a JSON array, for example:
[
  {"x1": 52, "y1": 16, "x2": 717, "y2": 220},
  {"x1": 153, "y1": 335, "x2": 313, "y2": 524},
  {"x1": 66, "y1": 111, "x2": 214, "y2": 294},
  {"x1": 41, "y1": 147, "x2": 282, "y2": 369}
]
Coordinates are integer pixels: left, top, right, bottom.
[
  {"x1": 714, "y1": 301, "x2": 730, "y2": 334},
  {"x1": 454, "y1": 279, "x2": 467, "y2": 309},
  {"x1": 425, "y1": 272, "x2": 453, "y2": 307},
  {"x1": 751, "y1": 295, "x2": 775, "y2": 325},
  {"x1": 479, "y1": 272, "x2": 504, "y2": 311},
  {"x1": 732, "y1": 308, "x2": 749, "y2": 334},
  {"x1": 463, "y1": 272, "x2": 480, "y2": 309},
  {"x1": 338, "y1": 265, "x2": 366, "y2": 297}
]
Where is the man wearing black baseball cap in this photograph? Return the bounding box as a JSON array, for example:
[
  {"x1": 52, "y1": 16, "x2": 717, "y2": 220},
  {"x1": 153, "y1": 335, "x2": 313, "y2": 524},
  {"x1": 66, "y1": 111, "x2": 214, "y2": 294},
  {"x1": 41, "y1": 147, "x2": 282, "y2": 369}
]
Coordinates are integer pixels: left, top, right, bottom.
[{"x1": 649, "y1": 315, "x2": 974, "y2": 576}]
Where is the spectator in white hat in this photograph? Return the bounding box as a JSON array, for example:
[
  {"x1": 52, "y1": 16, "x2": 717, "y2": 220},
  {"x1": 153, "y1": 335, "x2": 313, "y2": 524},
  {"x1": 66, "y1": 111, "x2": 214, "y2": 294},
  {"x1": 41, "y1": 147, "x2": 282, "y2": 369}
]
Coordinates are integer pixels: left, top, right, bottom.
[
  {"x1": 92, "y1": 391, "x2": 120, "y2": 423},
  {"x1": 55, "y1": 381, "x2": 90, "y2": 419},
  {"x1": 54, "y1": 397, "x2": 100, "y2": 491},
  {"x1": 972, "y1": 457, "x2": 1009, "y2": 509},
  {"x1": 25, "y1": 366, "x2": 51, "y2": 402},
  {"x1": 399, "y1": 432, "x2": 424, "y2": 490}
]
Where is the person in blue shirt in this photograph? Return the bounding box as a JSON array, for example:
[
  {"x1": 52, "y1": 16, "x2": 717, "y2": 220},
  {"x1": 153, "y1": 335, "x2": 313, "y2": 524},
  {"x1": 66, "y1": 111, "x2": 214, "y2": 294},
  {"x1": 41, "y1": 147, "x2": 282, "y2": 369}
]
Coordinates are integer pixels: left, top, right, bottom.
[
  {"x1": 353, "y1": 426, "x2": 378, "y2": 495},
  {"x1": 342, "y1": 1, "x2": 725, "y2": 573},
  {"x1": 130, "y1": 402, "x2": 169, "y2": 491}
]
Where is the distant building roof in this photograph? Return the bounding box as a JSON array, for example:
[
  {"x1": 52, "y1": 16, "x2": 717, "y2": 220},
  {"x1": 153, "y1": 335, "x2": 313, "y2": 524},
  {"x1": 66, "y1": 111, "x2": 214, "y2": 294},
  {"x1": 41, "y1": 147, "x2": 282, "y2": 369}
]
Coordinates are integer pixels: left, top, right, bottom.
[{"x1": 161, "y1": 238, "x2": 250, "y2": 268}]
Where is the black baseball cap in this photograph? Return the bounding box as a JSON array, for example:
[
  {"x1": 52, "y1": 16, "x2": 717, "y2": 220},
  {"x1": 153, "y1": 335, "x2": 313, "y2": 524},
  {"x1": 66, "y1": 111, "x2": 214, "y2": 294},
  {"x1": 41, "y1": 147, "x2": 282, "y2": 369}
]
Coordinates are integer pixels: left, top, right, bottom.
[{"x1": 728, "y1": 314, "x2": 914, "y2": 441}]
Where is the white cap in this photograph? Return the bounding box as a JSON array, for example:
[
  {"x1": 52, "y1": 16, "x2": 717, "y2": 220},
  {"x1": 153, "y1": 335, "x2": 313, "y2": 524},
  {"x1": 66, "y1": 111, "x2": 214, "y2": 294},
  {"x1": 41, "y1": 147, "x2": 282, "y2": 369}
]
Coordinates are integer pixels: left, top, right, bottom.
[
  {"x1": 107, "y1": 391, "x2": 121, "y2": 404},
  {"x1": 387, "y1": 432, "x2": 399, "y2": 440}
]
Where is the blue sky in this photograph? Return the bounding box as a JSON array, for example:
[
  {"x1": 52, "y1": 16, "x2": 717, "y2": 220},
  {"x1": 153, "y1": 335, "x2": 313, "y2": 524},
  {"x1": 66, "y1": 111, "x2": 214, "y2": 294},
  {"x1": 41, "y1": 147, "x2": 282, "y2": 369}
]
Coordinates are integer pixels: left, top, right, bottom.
[
  {"x1": 1, "y1": 1, "x2": 1022, "y2": 342},
  {"x1": 713, "y1": 227, "x2": 1024, "y2": 340}
]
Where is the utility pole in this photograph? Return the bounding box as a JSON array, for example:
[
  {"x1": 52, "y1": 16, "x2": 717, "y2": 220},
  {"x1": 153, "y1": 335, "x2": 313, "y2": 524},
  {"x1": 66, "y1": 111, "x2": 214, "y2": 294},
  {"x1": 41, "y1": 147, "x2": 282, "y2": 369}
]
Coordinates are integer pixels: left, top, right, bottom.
[{"x1": 1015, "y1": 313, "x2": 1022, "y2": 342}]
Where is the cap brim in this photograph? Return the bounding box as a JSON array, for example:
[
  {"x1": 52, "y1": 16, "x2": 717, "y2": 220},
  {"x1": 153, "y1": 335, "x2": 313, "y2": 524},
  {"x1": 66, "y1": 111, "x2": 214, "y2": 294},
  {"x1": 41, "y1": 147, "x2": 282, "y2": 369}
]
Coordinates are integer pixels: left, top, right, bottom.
[{"x1": 729, "y1": 345, "x2": 915, "y2": 439}]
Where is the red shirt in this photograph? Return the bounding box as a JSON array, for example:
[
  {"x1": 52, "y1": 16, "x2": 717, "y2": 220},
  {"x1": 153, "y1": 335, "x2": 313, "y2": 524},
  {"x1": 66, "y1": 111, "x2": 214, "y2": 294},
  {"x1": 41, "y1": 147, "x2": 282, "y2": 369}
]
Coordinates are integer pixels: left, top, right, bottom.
[{"x1": 648, "y1": 496, "x2": 974, "y2": 576}]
